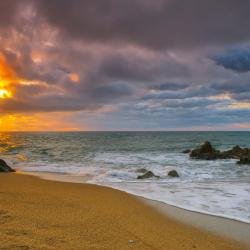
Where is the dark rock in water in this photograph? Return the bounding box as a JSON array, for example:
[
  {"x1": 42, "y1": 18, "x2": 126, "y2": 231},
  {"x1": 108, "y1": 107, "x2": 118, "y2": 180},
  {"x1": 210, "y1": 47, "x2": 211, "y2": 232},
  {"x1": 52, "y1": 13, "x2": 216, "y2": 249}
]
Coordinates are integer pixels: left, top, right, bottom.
[
  {"x1": 237, "y1": 157, "x2": 250, "y2": 165},
  {"x1": 190, "y1": 141, "x2": 219, "y2": 160},
  {"x1": 222, "y1": 145, "x2": 250, "y2": 159},
  {"x1": 136, "y1": 168, "x2": 148, "y2": 174},
  {"x1": 182, "y1": 149, "x2": 191, "y2": 154},
  {"x1": 0, "y1": 159, "x2": 15, "y2": 172},
  {"x1": 199, "y1": 141, "x2": 214, "y2": 153},
  {"x1": 189, "y1": 141, "x2": 250, "y2": 162},
  {"x1": 168, "y1": 170, "x2": 179, "y2": 177},
  {"x1": 232, "y1": 145, "x2": 242, "y2": 153},
  {"x1": 137, "y1": 170, "x2": 159, "y2": 179},
  {"x1": 198, "y1": 141, "x2": 216, "y2": 155}
]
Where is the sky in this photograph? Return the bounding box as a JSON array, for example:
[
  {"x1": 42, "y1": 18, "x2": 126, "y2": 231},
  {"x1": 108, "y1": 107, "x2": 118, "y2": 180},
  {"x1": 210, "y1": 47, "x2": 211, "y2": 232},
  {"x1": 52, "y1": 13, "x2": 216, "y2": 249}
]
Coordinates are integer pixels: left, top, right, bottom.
[{"x1": 1, "y1": 0, "x2": 250, "y2": 131}]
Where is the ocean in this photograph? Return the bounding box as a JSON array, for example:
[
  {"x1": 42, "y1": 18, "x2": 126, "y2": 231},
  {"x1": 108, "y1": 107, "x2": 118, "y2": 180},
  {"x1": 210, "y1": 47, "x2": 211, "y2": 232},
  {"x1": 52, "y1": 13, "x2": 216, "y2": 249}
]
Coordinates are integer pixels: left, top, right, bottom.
[{"x1": 1, "y1": 131, "x2": 250, "y2": 223}]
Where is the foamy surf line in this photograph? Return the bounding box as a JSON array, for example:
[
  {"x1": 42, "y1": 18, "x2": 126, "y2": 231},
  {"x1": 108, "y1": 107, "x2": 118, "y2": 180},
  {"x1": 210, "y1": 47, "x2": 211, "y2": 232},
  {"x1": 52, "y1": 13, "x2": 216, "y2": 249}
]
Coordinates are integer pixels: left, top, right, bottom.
[
  {"x1": 99, "y1": 183, "x2": 250, "y2": 224},
  {"x1": 21, "y1": 169, "x2": 250, "y2": 225}
]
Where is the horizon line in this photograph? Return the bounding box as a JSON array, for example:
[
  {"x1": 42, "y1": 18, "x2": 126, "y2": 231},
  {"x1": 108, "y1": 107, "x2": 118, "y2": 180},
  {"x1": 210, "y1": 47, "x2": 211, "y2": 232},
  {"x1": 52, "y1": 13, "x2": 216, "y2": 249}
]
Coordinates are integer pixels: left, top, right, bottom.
[{"x1": 0, "y1": 130, "x2": 250, "y2": 133}]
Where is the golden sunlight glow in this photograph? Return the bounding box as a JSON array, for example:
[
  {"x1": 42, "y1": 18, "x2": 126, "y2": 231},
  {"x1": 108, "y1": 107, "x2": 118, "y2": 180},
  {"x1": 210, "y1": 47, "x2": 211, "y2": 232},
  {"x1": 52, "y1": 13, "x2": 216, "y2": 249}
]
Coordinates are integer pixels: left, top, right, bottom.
[
  {"x1": 0, "y1": 113, "x2": 86, "y2": 131},
  {"x1": 229, "y1": 102, "x2": 250, "y2": 109},
  {"x1": 0, "y1": 54, "x2": 85, "y2": 132},
  {"x1": 31, "y1": 51, "x2": 44, "y2": 63},
  {"x1": 70, "y1": 73, "x2": 79, "y2": 82},
  {"x1": 0, "y1": 54, "x2": 18, "y2": 98},
  {"x1": 0, "y1": 89, "x2": 11, "y2": 98},
  {"x1": 208, "y1": 94, "x2": 231, "y2": 100}
]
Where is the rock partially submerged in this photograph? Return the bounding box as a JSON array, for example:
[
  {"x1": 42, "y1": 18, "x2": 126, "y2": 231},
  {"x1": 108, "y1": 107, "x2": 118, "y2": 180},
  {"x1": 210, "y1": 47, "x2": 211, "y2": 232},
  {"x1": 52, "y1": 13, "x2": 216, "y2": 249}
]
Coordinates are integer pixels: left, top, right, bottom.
[
  {"x1": 187, "y1": 141, "x2": 250, "y2": 162},
  {"x1": 0, "y1": 159, "x2": 15, "y2": 172},
  {"x1": 137, "y1": 170, "x2": 159, "y2": 179},
  {"x1": 220, "y1": 145, "x2": 250, "y2": 159},
  {"x1": 167, "y1": 170, "x2": 179, "y2": 177},
  {"x1": 189, "y1": 141, "x2": 219, "y2": 160},
  {"x1": 237, "y1": 157, "x2": 250, "y2": 165}
]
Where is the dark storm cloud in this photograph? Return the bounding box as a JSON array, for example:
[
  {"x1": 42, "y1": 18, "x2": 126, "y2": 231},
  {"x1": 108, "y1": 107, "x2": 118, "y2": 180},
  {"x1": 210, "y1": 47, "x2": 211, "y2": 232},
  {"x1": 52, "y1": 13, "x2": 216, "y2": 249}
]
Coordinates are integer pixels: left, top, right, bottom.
[
  {"x1": 97, "y1": 54, "x2": 154, "y2": 82},
  {"x1": 91, "y1": 51, "x2": 191, "y2": 84},
  {"x1": 211, "y1": 81, "x2": 250, "y2": 94},
  {"x1": 90, "y1": 84, "x2": 133, "y2": 101},
  {"x1": 142, "y1": 85, "x2": 218, "y2": 100},
  {"x1": 1, "y1": 0, "x2": 250, "y2": 130},
  {"x1": 0, "y1": 1, "x2": 22, "y2": 28},
  {"x1": 212, "y1": 49, "x2": 250, "y2": 72},
  {"x1": 231, "y1": 92, "x2": 250, "y2": 101},
  {"x1": 0, "y1": 95, "x2": 101, "y2": 113},
  {"x1": 35, "y1": 0, "x2": 250, "y2": 50},
  {"x1": 149, "y1": 82, "x2": 189, "y2": 91},
  {"x1": 151, "y1": 98, "x2": 220, "y2": 109},
  {"x1": 210, "y1": 73, "x2": 250, "y2": 101}
]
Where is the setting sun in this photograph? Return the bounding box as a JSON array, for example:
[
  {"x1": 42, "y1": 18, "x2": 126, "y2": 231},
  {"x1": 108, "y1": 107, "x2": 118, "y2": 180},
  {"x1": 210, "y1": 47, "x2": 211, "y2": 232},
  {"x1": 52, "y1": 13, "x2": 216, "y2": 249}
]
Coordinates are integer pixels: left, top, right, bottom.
[
  {"x1": 0, "y1": 89, "x2": 11, "y2": 98},
  {"x1": 0, "y1": 54, "x2": 16, "y2": 99}
]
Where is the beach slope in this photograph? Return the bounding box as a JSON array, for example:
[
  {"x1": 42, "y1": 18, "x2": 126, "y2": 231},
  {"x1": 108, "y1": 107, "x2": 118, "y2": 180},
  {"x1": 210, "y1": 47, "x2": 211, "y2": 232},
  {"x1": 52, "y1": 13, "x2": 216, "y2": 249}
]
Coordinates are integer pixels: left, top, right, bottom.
[{"x1": 0, "y1": 173, "x2": 248, "y2": 250}]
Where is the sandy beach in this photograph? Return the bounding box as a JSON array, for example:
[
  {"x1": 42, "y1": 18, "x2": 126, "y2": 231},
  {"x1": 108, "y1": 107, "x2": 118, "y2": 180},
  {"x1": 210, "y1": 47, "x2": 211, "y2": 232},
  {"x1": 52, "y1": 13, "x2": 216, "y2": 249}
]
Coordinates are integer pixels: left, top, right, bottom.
[{"x1": 0, "y1": 173, "x2": 249, "y2": 250}]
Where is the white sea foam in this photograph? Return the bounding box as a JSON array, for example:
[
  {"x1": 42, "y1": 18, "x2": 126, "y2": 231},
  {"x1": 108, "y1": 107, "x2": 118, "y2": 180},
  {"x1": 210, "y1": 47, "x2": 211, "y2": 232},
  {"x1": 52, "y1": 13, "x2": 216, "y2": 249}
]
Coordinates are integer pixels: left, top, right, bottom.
[
  {"x1": 18, "y1": 151, "x2": 250, "y2": 223},
  {"x1": 92, "y1": 180, "x2": 250, "y2": 223}
]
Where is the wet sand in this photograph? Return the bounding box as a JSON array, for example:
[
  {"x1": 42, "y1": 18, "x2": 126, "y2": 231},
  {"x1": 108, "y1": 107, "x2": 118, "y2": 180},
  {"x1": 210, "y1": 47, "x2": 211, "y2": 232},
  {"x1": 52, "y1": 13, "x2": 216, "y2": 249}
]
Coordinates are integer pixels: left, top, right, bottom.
[
  {"x1": 143, "y1": 198, "x2": 250, "y2": 246},
  {"x1": 0, "y1": 173, "x2": 249, "y2": 250}
]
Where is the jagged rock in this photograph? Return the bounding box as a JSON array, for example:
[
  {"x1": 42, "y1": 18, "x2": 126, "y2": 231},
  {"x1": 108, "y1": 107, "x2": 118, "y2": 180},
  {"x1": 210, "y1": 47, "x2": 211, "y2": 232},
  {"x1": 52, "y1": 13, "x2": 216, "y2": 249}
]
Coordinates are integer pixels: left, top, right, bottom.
[
  {"x1": 136, "y1": 168, "x2": 148, "y2": 173},
  {"x1": 167, "y1": 170, "x2": 179, "y2": 177},
  {"x1": 237, "y1": 157, "x2": 250, "y2": 165},
  {"x1": 190, "y1": 141, "x2": 219, "y2": 160},
  {"x1": 0, "y1": 159, "x2": 15, "y2": 172},
  {"x1": 222, "y1": 146, "x2": 250, "y2": 159},
  {"x1": 137, "y1": 170, "x2": 159, "y2": 179},
  {"x1": 189, "y1": 141, "x2": 250, "y2": 162},
  {"x1": 182, "y1": 149, "x2": 191, "y2": 154}
]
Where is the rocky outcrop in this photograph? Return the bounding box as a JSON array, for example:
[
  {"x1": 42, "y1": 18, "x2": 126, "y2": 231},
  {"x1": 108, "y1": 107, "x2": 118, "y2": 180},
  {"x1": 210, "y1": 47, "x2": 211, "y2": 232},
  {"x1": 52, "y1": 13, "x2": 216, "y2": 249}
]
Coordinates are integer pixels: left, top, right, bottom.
[
  {"x1": 167, "y1": 170, "x2": 179, "y2": 177},
  {"x1": 137, "y1": 170, "x2": 159, "y2": 179},
  {"x1": 237, "y1": 157, "x2": 250, "y2": 165},
  {"x1": 187, "y1": 141, "x2": 250, "y2": 162},
  {"x1": 0, "y1": 159, "x2": 15, "y2": 172},
  {"x1": 189, "y1": 141, "x2": 219, "y2": 160}
]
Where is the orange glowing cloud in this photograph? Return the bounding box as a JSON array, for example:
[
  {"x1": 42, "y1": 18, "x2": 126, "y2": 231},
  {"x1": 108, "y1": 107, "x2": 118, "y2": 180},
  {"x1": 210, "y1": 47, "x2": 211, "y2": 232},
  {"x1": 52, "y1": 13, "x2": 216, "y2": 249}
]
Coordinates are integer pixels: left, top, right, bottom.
[
  {"x1": 31, "y1": 51, "x2": 46, "y2": 64},
  {"x1": 70, "y1": 73, "x2": 79, "y2": 83},
  {"x1": 0, "y1": 54, "x2": 90, "y2": 131},
  {"x1": 0, "y1": 54, "x2": 19, "y2": 98},
  {"x1": 0, "y1": 53, "x2": 41, "y2": 98},
  {"x1": 208, "y1": 93, "x2": 231, "y2": 100},
  {"x1": 0, "y1": 113, "x2": 87, "y2": 131},
  {"x1": 229, "y1": 102, "x2": 250, "y2": 109}
]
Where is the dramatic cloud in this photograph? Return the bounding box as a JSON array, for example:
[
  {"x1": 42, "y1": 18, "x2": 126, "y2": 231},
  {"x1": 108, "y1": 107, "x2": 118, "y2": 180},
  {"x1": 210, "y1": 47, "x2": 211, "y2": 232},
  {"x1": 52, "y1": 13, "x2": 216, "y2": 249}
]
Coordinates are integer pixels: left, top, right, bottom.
[
  {"x1": 149, "y1": 82, "x2": 189, "y2": 91},
  {"x1": 0, "y1": 0, "x2": 250, "y2": 130},
  {"x1": 212, "y1": 49, "x2": 250, "y2": 72},
  {"x1": 35, "y1": 0, "x2": 250, "y2": 50}
]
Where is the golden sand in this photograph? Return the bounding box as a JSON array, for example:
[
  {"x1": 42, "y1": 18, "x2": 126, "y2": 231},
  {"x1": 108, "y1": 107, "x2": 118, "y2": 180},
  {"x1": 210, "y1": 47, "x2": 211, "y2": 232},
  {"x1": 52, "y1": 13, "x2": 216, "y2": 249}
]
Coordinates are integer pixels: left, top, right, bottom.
[{"x1": 0, "y1": 173, "x2": 249, "y2": 250}]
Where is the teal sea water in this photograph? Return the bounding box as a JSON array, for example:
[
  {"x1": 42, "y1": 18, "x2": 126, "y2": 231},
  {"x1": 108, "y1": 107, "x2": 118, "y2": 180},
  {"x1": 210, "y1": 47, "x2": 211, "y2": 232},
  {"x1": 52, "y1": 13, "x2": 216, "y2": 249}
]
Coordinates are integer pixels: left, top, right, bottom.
[{"x1": 1, "y1": 131, "x2": 250, "y2": 223}]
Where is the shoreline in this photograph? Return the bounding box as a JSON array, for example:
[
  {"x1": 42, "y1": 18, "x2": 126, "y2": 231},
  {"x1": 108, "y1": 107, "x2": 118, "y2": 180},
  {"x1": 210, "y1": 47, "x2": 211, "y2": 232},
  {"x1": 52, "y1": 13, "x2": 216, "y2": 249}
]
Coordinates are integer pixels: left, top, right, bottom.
[
  {"x1": 143, "y1": 198, "x2": 250, "y2": 246},
  {"x1": 21, "y1": 170, "x2": 250, "y2": 221},
  {"x1": 17, "y1": 170, "x2": 250, "y2": 247},
  {"x1": 1, "y1": 173, "x2": 249, "y2": 249}
]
